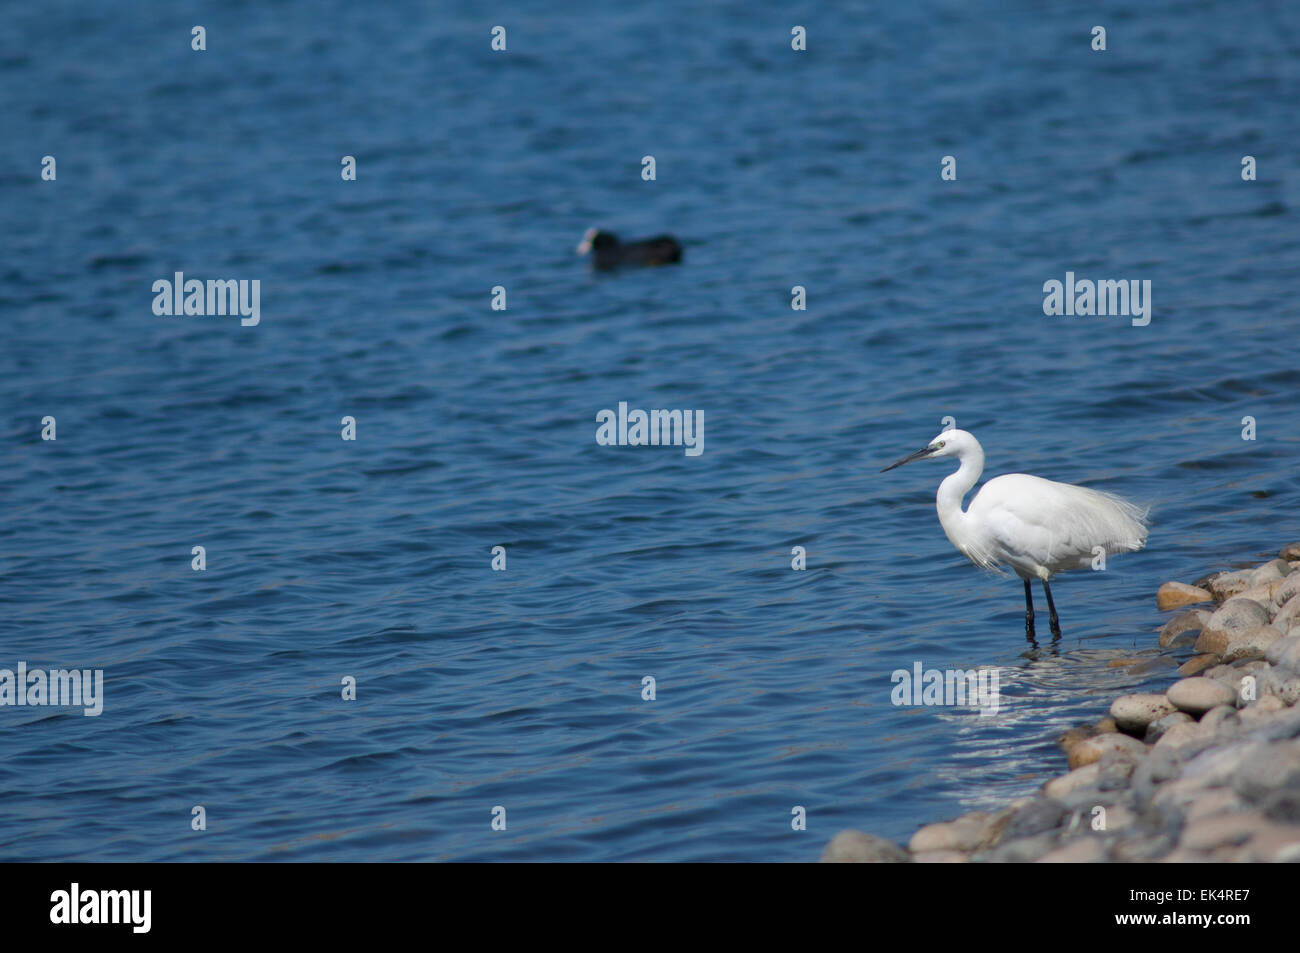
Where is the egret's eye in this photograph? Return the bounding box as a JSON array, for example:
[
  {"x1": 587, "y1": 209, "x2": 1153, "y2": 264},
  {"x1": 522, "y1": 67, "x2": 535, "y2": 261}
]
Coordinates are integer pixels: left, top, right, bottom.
[{"x1": 935, "y1": 441, "x2": 945, "y2": 450}]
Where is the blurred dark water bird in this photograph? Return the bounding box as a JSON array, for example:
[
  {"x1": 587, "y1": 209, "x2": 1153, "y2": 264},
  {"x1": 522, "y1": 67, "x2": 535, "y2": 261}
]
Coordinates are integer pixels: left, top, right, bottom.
[{"x1": 576, "y1": 228, "x2": 683, "y2": 269}]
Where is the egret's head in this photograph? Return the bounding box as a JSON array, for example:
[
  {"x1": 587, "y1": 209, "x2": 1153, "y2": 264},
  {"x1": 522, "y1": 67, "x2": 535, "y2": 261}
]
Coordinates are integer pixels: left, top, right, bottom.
[{"x1": 881, "y1": 428, "x2": 975, "y2": 471}]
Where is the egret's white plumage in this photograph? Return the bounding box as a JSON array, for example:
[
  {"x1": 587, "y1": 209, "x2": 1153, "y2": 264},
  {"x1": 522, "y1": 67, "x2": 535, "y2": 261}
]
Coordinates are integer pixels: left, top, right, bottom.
[{"x1": 882, "y1": 428, "x2": 1148, "y2": 638}]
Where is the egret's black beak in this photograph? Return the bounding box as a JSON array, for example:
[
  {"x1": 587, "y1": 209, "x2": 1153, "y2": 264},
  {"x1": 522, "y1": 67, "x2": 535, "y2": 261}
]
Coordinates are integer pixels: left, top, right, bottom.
[{"x1": 881, "y1": 445, "x2": 936, "y2": 472}]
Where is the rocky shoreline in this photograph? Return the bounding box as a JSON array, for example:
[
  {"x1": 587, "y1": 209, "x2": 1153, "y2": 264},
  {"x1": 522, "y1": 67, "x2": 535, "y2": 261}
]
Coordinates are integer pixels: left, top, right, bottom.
[{"x1": 822, "y1": 543, "x2": 1300, "y2": 863}]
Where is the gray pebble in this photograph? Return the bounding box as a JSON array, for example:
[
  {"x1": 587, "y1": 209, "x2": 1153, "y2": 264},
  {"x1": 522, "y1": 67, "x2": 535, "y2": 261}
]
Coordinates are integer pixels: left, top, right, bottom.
[
  {"x1": 1251, "y1": 559, "x2": 1290, "y2": 587},
  {"x1": 1200, "y1": 705, "x2": 1241, "y2": 734},
  {"x1": 1274, "y1": 594, "x2": 1300, "y2": 633},
  {"x1": 1110, "y1": 832, "x2": 1179, "y2": 862},
  {"x1": 1232, "y1": 741, "x2": 1300, "y2": 805},
  {"x1": 1110, "y1": 693, "x2": 1178, "y2": 735},
  {"x1": 1197, "y1": 598, "x2": 1272, "y2": 654},
  {"x1": 1248, "y1": 706, "x2": 1300, "y2": 741},
  {"x1": 1206, "y1": 570, "x2": 1254, "y2": 600},
  {"x1": 820, "y1": 830, "x2": 911, "y2": 863},
  {"x1": 1003, "y1": 799, "x2": 1068, "y2": 840},
  {"x1": 1182, "y1": 739, "x2": 1258, "y2": 787},
  {"x1": 1158, "y1": 608, "x2": 1211, "y2": 647},
  {"x1": 1273, "y1": 572, "x2": 1300, "y2": 609},
  {"x1": 1265, "y1": 634, "x2": 1300, "y2": 670},
  {"x1": 1223, "y1": 626, "x2": 1283, "y2": 662},
  {"x1": 985, "y1": 833, "x2": 1059, "y2": 863},
  {"x1": 1262, "y1": 789, "x2": 1300, "y2": 824},
  {"x1": 1097, "y1": 757, "x2": 1139, "y2": 791},
  {"x1": 1261, "y1": 670, "x2": 1300, "y2": 708},
  {"x1": 1145, "y1": 710, "x2": 1194, "y2": 743},
  {"x1": 1168, "y1": 677, "x2": 1237, "y2": 715},
  {"x1": 1129, "y1": 746, "x2": 1183, "y2": 806}
]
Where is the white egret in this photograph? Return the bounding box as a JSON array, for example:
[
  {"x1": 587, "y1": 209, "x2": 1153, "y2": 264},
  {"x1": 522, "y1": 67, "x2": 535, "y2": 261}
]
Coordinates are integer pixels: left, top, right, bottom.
[{"x1": 881, "y1": 429, "x2": 1148, "y2": 639}]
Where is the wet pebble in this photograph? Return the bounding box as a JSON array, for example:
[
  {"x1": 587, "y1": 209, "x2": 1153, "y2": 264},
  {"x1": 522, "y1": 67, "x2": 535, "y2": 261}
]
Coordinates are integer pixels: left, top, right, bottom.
[
  {"x1": 1178, "y1": 654, "x2": 1221, "y2": 677},
  {"x1": 1180, "y1": 810, "x2": 1268, "y2": 851},
  {"x1": 1144, "y1": 710, "x2": 1194, "y2": 743},
  {"x1": 1264, "y1": 633, "x2": 1300, "y2": 670},
  {"x1": 1093, "y1": 716, "x2": 1119, "y2": 734},
  {"x1": 1043, "y1": 763, "x2": 1101, "y2": 800},
  {"x1": 1160, "y1": 607, "x2": 1211, "y2": 647},
  {"x1": 1206, "y1": 570, "x2": 1253, "y2": 601},
  {"x1": 1273, "y1": 572, "x2": 1300, "y2": 609},
  {"x1": 1232, "y1": 741, "x2": 1300, "y2": 805},
  {"x1": 1157, "y1": 582, "x2": 1212, "y2": 611},
  {"x1": 1181, "y1": 739, "x2": 1256, "y2": 787},
  {"x1": 1273, "y1": 594, "x2": 1300, "y2": 633},
  {"x1": 1199, "y1": 705, "x2": 1240, "y2": 734},
  {"x1": 1109, "y1": 693, "x2": 1178, "y2": 735},
  {"x1": 1167, "y1": 677, "x2": 1237, "y2": 715},
  {"x1": 985, "y1": 833, "x2": 1058, "y2": 863},
  {"x1": 1183, "y1": 787, "x2": 1244, "y2": 822},
  {"x1": 1236, "y1": 580, "x2": 1282, "y2": 606},
  {"x1": 1260, "y1": 789, "x2": 1300, "y2": 824},
  {"x1": 1038, "y1": 838, "x2": 1106, "y2": 862},
  {"x1": 1069, "y1": 732, "x2": 1146, "y2": 769},
  {"x1": 1196, "y1": 597, "x2": 1272, "y2": 654},
  {"x1": 1153, "y1": 720, "x2": 1215, "y2": 759},
  {"x1": 1223, "y1": 626, "x2": 1283, "y2": 662},
  {"x1": 911, "y1": 849, "x2": 968, "y2": 863},
  {"x1": 1241, "y1": 695, "x2": 1286, "y2": 719},
  {"x1": 820, "y1": 830, "x2": 910, "y2": 863},
  {"x1": 908, "y1": 813, "x2": 995, "y2": 853},
  {"x1": 1241, "y1": 824, "x2": 1300, "y2": 861},
  {"x1": 1003, "y1": 799, "x2": 1067, "y2": 840},
  {"x1": 1252, "y1": 559, "x2": 1291, "y2": 587},
  {"x1": 1261, "y1": 669, "x2": 1300, "y2": 707}
]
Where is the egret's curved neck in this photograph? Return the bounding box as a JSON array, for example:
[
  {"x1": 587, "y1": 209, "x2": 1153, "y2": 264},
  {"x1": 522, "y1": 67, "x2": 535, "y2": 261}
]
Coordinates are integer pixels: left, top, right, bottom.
[{"x1": 935, "y1": 445, "x2": 984, "y2": 544}]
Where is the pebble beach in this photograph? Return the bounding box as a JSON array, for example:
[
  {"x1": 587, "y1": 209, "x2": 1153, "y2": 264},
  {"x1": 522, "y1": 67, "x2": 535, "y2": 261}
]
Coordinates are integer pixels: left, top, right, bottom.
[{"x1": 822, "y1": 543, "x2": 1300, "y2": 863}]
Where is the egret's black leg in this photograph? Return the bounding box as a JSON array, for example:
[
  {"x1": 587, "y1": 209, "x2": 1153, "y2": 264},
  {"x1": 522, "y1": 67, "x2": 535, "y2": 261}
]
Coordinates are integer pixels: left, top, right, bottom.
[
  {"x1": 1023, "y1": 579, "x2": 1036, "y2": 641},
  {"x1": 1042, "y1": 579, "x2": 1061, "y2": 639}
]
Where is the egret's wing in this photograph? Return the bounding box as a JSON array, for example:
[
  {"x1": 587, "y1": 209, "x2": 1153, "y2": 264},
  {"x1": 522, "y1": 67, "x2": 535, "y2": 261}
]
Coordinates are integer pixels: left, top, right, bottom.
[
  {"x1": 954, "y1": 534, "x2": 1009, "y2": 573},
  {"x1": 974, "y1": 474, "x2": 1149, "y2": 569}
]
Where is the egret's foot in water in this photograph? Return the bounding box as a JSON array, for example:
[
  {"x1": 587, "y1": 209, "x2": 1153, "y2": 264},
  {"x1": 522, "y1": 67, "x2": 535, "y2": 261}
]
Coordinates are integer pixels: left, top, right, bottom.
[
  {"x1": 1042, "y1": 579, "x2": 1062, "y2": 639},
  {"x1": 1023, "y1": 579, "x2": 1037, "y2": 641}
]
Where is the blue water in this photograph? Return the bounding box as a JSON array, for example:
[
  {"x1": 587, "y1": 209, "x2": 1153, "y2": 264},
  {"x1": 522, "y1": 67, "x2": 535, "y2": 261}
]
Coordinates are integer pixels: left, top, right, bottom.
[{"x1": 1, "y1": 1, "x2": 1298, "y2": 861}]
